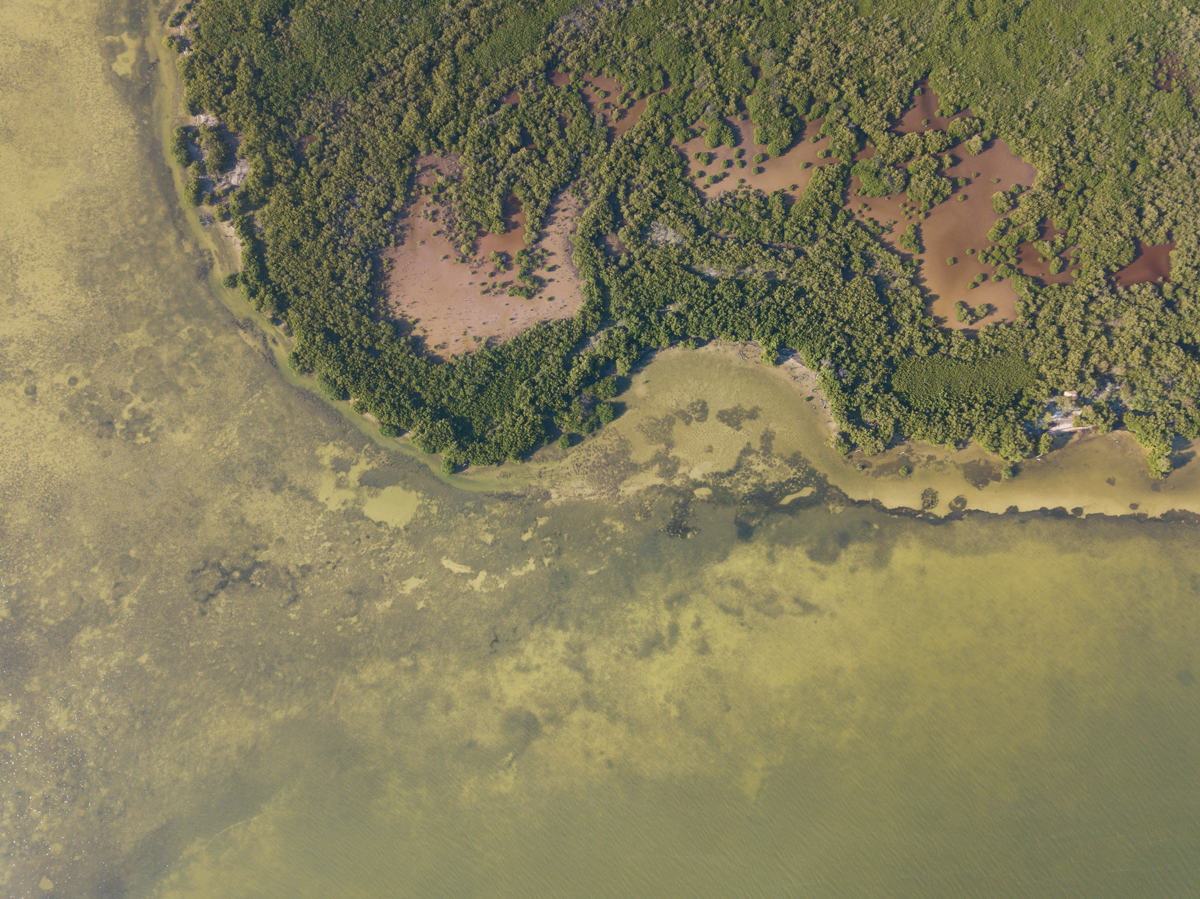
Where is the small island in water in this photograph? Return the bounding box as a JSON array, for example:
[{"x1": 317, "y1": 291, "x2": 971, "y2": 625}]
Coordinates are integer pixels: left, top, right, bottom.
[{"x1": 165, "y1": 0, "x2": 1199, "y2": 479}]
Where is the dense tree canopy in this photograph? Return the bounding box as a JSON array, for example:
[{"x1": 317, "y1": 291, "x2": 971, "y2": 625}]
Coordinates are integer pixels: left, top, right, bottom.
[{"x1": 169, "y1": 0, "x2": 1200, "y2": 476}]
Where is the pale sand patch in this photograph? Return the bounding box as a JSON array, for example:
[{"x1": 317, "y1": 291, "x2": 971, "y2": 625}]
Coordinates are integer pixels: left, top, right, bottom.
[
  {"x1": 361, "y1": 485, "x2": 421, "y2": 529},
  {"x1": 217, "y1": 219, "x2": 241, "y2": 257},
  {"x1": 380, "y1": 157, "x2": 584, "y2": 360}
]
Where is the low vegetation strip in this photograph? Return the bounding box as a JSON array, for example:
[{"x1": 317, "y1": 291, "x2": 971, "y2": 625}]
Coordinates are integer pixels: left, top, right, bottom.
[{"x1": 893, "y1": 355, "x2": 1035, "y2": 412}]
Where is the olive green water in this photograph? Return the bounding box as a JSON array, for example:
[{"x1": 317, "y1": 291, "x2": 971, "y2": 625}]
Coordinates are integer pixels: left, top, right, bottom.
[{"x1": 3, "y1": 3, "x2": 1200, "y2": 898}]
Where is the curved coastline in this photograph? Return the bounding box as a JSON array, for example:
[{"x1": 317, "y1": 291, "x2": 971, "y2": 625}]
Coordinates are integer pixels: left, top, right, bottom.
[
  {"x1": 9, "y1": 4, "x2": 1200, "y2": 896},
  {"x1": 149, "y1": 10, "x2": 1200, "y2": 522},
  {"x1": 444, "y1": 341, "x2": 1200, "y2": 520}
]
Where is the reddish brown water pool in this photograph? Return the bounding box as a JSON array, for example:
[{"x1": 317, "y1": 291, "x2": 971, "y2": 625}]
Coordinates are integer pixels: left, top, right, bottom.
[
  {"x1": 892, "y1": 81, "x2": 972, "y2": 135},
  {"x1": 1016, "y1": 225, "x2": 1079, "y2": 286},
  {"x1": 676, "y1": 117, "x2": 835, "y2": 201},
  {"x1": 850, "y1": 138, "x2": 1037, "y2": 329},
  {"x1": 394, "y1": 84, "x2": 1087, "y2": 348},
  {"x1": 1112, "y1": 241, "x2": 1174, "y2": 287},
  {"x1": 380, "y1": 158, "x2": 583, "y2": 359},
  {"x1": 560, "y1": 71, "x2": 659, "y2": 139}
]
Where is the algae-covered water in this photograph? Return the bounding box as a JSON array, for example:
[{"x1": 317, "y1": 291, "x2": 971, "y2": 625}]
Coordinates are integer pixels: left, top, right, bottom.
[{"x1": 2, "y1": 2, "x2": 1200, "y2": 897}]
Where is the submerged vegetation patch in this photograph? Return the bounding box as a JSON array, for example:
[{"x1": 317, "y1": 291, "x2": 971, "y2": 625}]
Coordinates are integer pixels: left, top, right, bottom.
[{"x1": 169, "y1": 0, "x2": 1200, "y2": 476}]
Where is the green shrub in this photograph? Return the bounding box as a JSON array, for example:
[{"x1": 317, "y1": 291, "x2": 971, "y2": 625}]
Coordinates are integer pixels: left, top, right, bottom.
[
  {"x1": 905, "y1": 155, "x2": 952, "y2": 209},
  {"x1": 183, "y1": 166, "x2": 203, "y2": 206},
  {"x1": 851, "y1": 158, "x2": 906, "y2": 197},
  {"x1": 898, "y1": 223, "x2": 920, "y2": 254},
  {"x1": 893, "y1": 354, "x2": 1034, "y2": 412},
  {"x1": 169, "y1": 127, "x2": 192, "y2": 166},
  {"x1": 317, "y1": 372, "x2": 349, "y2": 402},
  {"x1": 704, "y1": 119, "x2": 735, "y2": 148},
  {"x1": 170, "y1": 0, "x2": 1200, "y2": 472},
  {"x1": 1124, "y1": 414, "x2": 1173, "y2": 477},
  {"x1": 198, "y1": 124, "x2": 230, "y2": 171},
  {"x1": 1078, "y1": 400, "x2": 1116, "y2": 434}
]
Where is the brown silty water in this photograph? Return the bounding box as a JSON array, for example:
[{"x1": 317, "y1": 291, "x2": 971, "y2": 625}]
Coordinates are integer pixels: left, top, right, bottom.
[
  {"x1": 891, "y1": 82, "x2": 969, "y2": 135},
  {"x1": 558, "y1": 71, "x2": 658, "y2": 139},
  {"x1": 1112, "y1": 240, "x2": 1174, "y2": 287},
  {"x1": 890, "y1": 89, "x2": 1174, "y2": 294},
  {"x1": 381, "y1": 76, "x2": 840, "y2": 358},
  {"x1": 1015, "y1": 233, "x2": 1171, "y2": 289},
  {"x1": 381, "y1": 80, "x2": 1174, "y2": 361},
  {"x1": 563, "y1": 70, "x2": 838, "y2": 187},
  {"x1": 676, "y1": 117, "x2": 835, "y2": 200},
  {"x1": 850, "y1": 138, "x2": 1037, "y2": 328},
  {"x1": 1155, "y1": 53, "x2": 1191, "y2": 92},
  {"x1": 1016, "y1": 225, "x2": 1079, "y2": 285},
  {"x1": 668, "y1": 85, "x2": 1045, "y2": 331},
  {"x1": 380, "y1": 158, "x2": 584, "y2": 359},
  {"x1": 7, "y1": 10, "x2": 1200, "y2": 897}
]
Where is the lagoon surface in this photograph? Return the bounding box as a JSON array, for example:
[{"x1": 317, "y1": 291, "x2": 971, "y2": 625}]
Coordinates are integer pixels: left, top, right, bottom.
[{"x1": 2, "y1": 2, "x2": 1200, "y2": 898}]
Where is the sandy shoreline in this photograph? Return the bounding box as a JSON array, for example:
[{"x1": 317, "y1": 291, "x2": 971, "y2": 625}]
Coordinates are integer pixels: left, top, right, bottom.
[{"x1": 434, "y1": 340, "x2": 1200, "y2": 520}]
